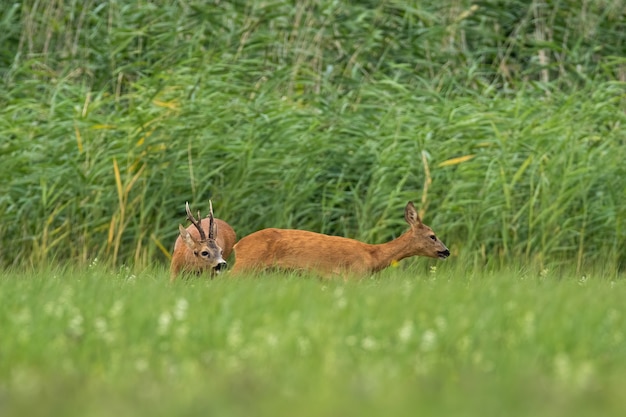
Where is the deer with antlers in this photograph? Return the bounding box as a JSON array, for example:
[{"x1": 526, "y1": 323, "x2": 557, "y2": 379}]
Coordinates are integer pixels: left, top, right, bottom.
[
  {"x1": 231, "y1": 201, "x2": 450, "y2": 277},
  {"x1": 170, "y1": 201, "x2": 236, "y2": 281}
]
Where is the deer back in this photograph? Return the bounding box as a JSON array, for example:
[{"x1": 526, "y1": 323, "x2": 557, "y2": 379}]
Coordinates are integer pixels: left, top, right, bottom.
[{"x1": 232, "y1": 201, "x2": 449, "y2": 277}]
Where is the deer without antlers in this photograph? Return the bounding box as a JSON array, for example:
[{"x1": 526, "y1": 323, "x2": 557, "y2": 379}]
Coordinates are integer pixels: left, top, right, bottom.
[
  {"x1": 170, "y1": 201, "x2": 236, "y2": 281},
  {"x1": 232, "y1": 201, "x2": 450, "y2": 277}
]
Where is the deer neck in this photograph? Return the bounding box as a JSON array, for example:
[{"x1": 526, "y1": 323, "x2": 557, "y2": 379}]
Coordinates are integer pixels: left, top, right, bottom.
[{"x1": 369, "y1": 231, "x2": 415, "y2": 272}]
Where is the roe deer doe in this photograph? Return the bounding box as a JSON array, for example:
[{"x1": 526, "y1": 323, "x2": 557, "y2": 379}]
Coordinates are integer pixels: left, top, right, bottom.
[
  {"x1": 170, "y1": 201, "x2": 236, "y2": 281},
  {"x1": 232, "y1": 201, "x2": 449, "y2": 277}
]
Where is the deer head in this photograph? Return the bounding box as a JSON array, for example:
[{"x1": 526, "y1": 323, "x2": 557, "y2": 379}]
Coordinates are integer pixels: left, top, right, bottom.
[{"x1": 178, "y1": 201, "x2": 227, "y2": 273}]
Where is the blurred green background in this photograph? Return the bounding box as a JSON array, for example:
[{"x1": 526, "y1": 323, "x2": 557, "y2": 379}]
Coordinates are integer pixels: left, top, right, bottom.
[{"x1": 1, "y1": 0, "x2": 625, "y2": 271}]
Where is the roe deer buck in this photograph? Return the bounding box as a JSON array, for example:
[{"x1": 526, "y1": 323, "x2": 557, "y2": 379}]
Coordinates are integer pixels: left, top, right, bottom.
[
  {"x1": 232, "y1": 201, "x2": 449, "y2": 277},
  {"x1": 170, "y1": 201, "x2": 236, "y2": 281}
]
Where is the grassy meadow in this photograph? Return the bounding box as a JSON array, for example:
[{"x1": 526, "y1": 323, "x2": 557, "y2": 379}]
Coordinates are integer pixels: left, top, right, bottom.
[
  {"x1": 2, "y1": 264, "x2": 625, "y2": 417},
  {"x1": 1, "y1": 0, "x2": 626, "y2": 416}
]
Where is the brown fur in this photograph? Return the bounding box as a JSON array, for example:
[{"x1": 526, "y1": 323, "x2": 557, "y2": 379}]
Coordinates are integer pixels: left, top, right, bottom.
[
  {"x1": 232, "y1": 201, "x2": 449, "y2": 277},
  {"x1": 170, "y1": 217, "x2": 237, "y2": 281}
]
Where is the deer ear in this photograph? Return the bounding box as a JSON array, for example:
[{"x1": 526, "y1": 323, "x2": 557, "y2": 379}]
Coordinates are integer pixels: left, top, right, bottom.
[
  {"x1": 404, "y1": 201, "x2": 422, "y2": 226},
  {"x1": 212, "y1": 221, "x2": 218, "y2": 239},
  {"x1": 179, "y1": 224, "x2": 195, "y2": 248}
]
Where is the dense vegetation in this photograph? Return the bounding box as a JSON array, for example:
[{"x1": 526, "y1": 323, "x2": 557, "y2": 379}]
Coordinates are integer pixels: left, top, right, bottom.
[
  {"x1": 2, "y1": 3, "x2": 626, "y2": 416},
  {"x1": 1, "y1": 0, "x2": 625, "y2": 270}
]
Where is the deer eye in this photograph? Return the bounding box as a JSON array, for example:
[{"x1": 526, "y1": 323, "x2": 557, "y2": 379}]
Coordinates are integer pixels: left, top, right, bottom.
[
  {"x1": 200, "y1": 251, "x2": 209, "y2": 257},
  {"x1": 430, "y1": 235, "x2": 437, "y2": 241}
]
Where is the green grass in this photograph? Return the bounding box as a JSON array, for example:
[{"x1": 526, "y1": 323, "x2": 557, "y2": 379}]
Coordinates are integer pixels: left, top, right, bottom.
[
  {"x1": 1, "y1": 1, "x2": 625, "y2": 270},
  {"x1": 2, "y1": 2, "x2": 625, "y2": 415},
  {"x1": 1, "y1": 265, "x2": 625, "y2": 417}
]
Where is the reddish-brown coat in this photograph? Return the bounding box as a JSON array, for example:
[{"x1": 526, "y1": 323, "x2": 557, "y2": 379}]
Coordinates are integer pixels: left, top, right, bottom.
[{"x1": 232, "y1": 201, "x2": 449, "y2": 277}]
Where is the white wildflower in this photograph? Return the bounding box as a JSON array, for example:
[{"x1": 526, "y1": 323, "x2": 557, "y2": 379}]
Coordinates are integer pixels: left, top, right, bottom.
[
  {"x1": 361, "y1": 336, "x2": 378, "y2": 351},
  {"x1": 174, "y1": 298, "x2": 188, "y2": 321},
  {"x1": 89, "y1": 257, "x2": 99, "y2": 269},
  {"x1": 266, "y1": 333, "x2": 278, "y2": 347},
  {"x1": 43, "y1": 301, "x2": 62, "y2": 318},
  {"x1": 109, "y1": 300, "x2": 124, "y2": 320},
  {"x1": 420, "y1": 329, "x2": 437, "y2": 352},
  {"x1": 94, "y1": 317, "x2": 107, "y2": 334},
  {"x1": 68, "y1": 312, "x2": 84, "y2": 338},
  {"x1": 94, "y1": 317, "x2": 114, "y2": 343},
  {"x1": 333, "y1": 287, "x2": 348, "y2": 309},
  {"x1": 157, "y1": 311, "x2": 172, "y2": 336},
  {"x1": 398, "y1": 320, "x2": 413, "y2": 344},
  {"x1": 227, "y1": 321, "x2": 243, "y2": 348},
  {"x1": 135, "y1": 358, "x2": 149, "y2": 372}
]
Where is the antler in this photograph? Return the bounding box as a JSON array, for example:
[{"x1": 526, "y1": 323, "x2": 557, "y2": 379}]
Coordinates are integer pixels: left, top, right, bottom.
[
  {"x1": 185, "y1": 201, "x2": 207, "y2": 241},
  {"x1": 208, "y1": 200, "x2": 215, "y2": 240}
]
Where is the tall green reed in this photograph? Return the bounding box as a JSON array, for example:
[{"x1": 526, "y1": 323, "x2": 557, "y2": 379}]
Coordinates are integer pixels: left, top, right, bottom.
[{"x1": 1, "y1": 1, "x2": 624, "y2": 269}]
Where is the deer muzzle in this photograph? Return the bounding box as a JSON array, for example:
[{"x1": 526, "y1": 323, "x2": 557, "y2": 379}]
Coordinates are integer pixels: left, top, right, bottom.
[{"x1": 214, "y1": 261, "x2": 228, "y2": 273}]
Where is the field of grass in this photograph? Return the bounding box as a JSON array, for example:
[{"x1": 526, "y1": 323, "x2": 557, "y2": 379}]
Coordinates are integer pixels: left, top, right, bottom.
[
  {"x1": 1, "y1": 264, "x2": 625, "y2": 417},
  {"x1": 2, "y1": 1, "x2": 626, "y2": 415}
]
